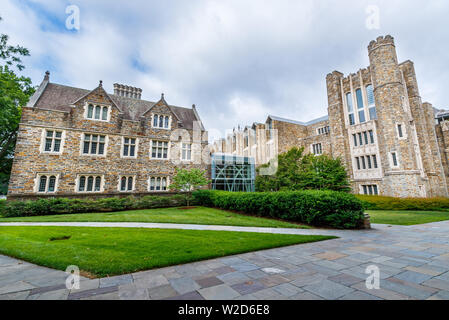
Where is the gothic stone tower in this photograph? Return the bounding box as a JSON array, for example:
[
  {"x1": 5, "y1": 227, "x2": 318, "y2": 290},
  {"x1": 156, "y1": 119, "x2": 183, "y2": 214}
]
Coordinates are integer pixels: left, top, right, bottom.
[
  {"x1": 326, "y1": 35, "x2": 448, "y2": 198},
  {"x1": 367, "y1": 35, "x2": 447, "y2": 197}
]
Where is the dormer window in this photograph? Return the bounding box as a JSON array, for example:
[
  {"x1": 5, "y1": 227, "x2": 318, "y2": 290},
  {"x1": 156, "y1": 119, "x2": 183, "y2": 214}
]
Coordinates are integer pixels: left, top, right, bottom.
[
  {"x1": 86, "y1": 104, "x2": 110, "y2": 121},
  {"x1": 153, "y1": 114, "x2": 171, "y2": 129}
]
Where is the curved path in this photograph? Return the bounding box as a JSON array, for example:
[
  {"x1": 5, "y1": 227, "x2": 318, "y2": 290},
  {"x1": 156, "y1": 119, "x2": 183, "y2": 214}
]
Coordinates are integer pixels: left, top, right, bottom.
[
  {"x1": 0, "y1": 221, "x2": 362, "y2": 237},
  {"x1": 0, "y1": 221, "x2": 449, "y2": 300}
]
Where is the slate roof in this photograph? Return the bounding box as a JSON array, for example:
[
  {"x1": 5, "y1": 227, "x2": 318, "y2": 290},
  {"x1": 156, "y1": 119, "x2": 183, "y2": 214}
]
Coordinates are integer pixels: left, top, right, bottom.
[{"x1": 29, "y1": 81, "x2": 202, "y2": 130}]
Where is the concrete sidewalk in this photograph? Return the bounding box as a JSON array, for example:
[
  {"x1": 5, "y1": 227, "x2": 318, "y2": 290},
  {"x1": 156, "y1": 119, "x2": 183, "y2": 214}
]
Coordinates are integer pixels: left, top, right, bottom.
[{"x1": 1, "y1": 221, "x2": 449, "y2": 300}]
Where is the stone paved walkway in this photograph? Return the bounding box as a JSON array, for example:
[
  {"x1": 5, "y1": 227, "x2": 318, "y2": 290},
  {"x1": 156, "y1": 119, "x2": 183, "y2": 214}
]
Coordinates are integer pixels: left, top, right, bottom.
[{"x1": 1, "y1": 221, "x2": 449, "y2": 300}]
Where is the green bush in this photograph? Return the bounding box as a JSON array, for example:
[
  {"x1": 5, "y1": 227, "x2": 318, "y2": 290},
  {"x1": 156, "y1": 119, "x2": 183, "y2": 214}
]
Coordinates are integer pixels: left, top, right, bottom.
[
  {"x1": 193, "y1": 190, "x2": 365, "y2": 229},
  {"x1": 1, "y1": 194, "x2": 191, "y2": 218},
  {"x1": 356, "y1": 195, "x2": 449, "y2": 211}
]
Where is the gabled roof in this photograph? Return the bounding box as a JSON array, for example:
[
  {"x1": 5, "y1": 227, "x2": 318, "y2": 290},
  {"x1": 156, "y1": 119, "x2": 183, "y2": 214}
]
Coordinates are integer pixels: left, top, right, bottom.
[
  {"x1": 267, "y1": 114, "x2": 329, "y2": 126},
  {"x1": 29, "y1": 81, "x2": 202, "y2": 130}
]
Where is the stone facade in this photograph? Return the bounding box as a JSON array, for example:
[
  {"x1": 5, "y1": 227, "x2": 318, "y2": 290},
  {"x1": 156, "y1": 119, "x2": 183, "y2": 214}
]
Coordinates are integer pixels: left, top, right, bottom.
[
  {"x1": 212, "y1": 35, "x2": 449, "y2": 198},
  {"x1": 8, "y1": 75, "x2": 209, "y2": 200}
]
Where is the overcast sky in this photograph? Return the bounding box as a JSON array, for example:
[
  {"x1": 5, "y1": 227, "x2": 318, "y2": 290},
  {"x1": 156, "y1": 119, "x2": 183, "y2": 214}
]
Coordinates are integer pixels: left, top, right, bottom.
[{"x1": 2, "y1": 0, "x2": 449, "y2": 141}]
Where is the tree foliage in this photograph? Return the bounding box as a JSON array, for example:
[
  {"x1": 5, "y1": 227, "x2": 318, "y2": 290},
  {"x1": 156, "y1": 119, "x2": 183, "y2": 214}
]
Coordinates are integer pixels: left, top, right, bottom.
[
  {"x1": 0, "y1": 16, "x2": 34, "y2": 194},
  {"x1": 256, "y1": 147, "x2": 350, "y2": 192},
  {"x1": 170, "y1": 168, "x2": 210, "y2": 206}
]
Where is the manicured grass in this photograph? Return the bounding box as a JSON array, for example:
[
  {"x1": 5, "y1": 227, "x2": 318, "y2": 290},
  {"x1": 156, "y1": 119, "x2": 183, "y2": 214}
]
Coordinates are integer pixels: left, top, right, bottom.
[
  {"x1": 367, "y1": 210, "x2": 449, "y2": 225},
  {"x1": 0, "y1": 226, "x2": 335, "y2": 277},
  {"x1": 0, "y1": 206, "x2": 309, "y2": 229}
]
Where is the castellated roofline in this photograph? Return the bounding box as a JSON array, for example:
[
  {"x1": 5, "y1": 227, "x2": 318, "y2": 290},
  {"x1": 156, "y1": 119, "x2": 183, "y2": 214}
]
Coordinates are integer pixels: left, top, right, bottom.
[{"x1": 368, "y1": 35, "x2": 395, "y2": 52}]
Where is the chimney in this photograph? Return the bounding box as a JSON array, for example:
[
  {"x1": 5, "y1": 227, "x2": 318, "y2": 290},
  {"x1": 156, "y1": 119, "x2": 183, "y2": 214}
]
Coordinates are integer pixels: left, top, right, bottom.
[{"x1": 113, "y1": 83, "x2": 142, "y2": 99}]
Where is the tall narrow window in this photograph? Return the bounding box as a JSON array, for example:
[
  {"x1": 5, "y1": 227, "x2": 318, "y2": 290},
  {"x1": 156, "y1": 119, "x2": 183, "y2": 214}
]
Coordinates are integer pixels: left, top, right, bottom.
[
  {"x1": 44, "y1": 130, "x2": 63, "y2": 153},
  {"x1": 48, "y1": 176, "x2": 56, "y2": 192},
  {"x1": 102, "y1": 106, "x2": 108, "y2": 120},
  {"x1": 95, "y1": 177, "x2": 101, "y2": 191},
  {"x1": 367, "y1": 156, "x2": 372, "y2": 169},
  {"x1": 356, "y1": 89, "x2": 366, "y2": 123},
  {"x1": 353, "y1": 134, "x2": 357, "y2": 147},
  {"x1": 372, "y1": 155, "x2": 378, "y2": 168},
  {"x1": 356, "y1": 157, "x2": 361, "y2": 170},
  {"x1": 361, "y1": 156, "x2": 366, "y2": 169},
  {"x1": 346, "y1": 93, "x2": 355, "y2": 125},
  {"x1": 369, "y1": 130, "x2": 374, "y2": 144},
  {"x1": 153, "y1": 115, "x2": 158, "y2": 127},
  {"x1": 88, "y1": 104, "x2": 94, "y2": 118},
  {"x1": 373, "y1": 185, "x2": 378, "y2": 195},
  {"x1": 391, "y1": 152, "x2": 398, "y2": 167},
  {"x1": 397, "y1": 124, "x2": 403, "y2": 138},
  {"x1": 79, "y1": 176, "x2": 86, "y2": 192},
  {"x1": 38, "y1": 176, "x2": 47, "y2": 192},
  {"x1": 358, "y1": 133, "x2": 363, "y2": 146},
  {"x1": 363, "y1": 185, "x2": 368, "y2": 195},
  {"x1": 366, "y1": 85, "x2": 377, "y2": 120},
  {"x1": 149, "y1": 177, "x2": 169, "y2": 191},
  {"x1": 95, "y1": 106, "x2": 101, "y2": 120},
  {"x1": 363, "y1": 131, "x2": 369, "y2": 145}
]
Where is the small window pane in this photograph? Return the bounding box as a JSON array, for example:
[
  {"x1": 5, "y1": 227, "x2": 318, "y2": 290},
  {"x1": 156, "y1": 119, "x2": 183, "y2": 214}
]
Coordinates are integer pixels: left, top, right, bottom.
[
  {"x1": 102, "y1": 107, "x2": 108, "y2": 120},
  {"x1": 369, "y1": 107, "x2": 377, "y2": 120},
  {"x1": 366, "y1": 85, "x2": 375, "y2": 106},
  {"x1": 127, "y1": 177, "x2": 133, "y2": 191},
  {"x1": 88, "y1": 105, "x2": 94, "y2": 118},
  {"x1": 95, "y1": 177, "x2": 101, "y2": 191},
  {"x1": 38, "y1": 176, "x2": 47, "y2": 192},
  {"x1": 45, "y1": 138, "x2": 53, "y2": 152},
  {"x1": 48, "y1": 176, "x2": 56, "y2": 192},
  {"x1": 53, "y1": 139, "x2": 61, "y2": 152},
  {"x1": 87, "y1": 176, "x2": 94, "y2": 191},
  {"x1": 356, "y1": 89, "x2": 364, "y2": 109},
  {"x1": 95, "y1": 106, "x2": 101, "y2": 119},
  {"x1": 346, "y1": 93, "x2": 353, "y2": 112},
  {"x1": 79, "y1": 176, "x2": 86, "y2": 192},
  {"x1": 359, "y1": 110, "x2": 366, "y2": 123},
  {"x1": 121, "y1": 177, "x2": 127, "y2": 191}
]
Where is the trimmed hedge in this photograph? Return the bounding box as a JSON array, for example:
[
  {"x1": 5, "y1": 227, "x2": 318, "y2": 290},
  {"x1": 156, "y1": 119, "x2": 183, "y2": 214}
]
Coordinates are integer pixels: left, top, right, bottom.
[
  {"x1": 356, "y1": 195, "x2": 449, "y2": 212},
  {"x1": 193, "y1": 190, "x2": 365, "y2": 229},
  {"x1": 0, "y1": 195, "x2": 191, "y2": 218}
]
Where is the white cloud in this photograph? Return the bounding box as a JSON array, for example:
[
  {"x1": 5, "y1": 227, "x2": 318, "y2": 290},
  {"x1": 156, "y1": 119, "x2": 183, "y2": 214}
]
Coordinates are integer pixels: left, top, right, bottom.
[{"x1": 2, "y1": 0, "x2": 449, "y2": 143}]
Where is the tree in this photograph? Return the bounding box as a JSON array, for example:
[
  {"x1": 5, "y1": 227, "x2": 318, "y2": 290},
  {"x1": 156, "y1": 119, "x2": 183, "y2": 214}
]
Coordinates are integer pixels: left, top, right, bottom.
[
  {"x1": 0, "y1": 16, "x2": 35, "y2": 194},
  {"x1": 170, "y1": 168, "x2": 210, "y2": 206},
  {"x1": 256, "y1": 147, "x2": 350, "y2": 192}
]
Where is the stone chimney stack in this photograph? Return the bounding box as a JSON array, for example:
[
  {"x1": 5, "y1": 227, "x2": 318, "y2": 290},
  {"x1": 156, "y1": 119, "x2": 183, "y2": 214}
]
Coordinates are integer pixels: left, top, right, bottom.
[{"x1": 113, "y1": 83, "x2": 142, "y2": 99}]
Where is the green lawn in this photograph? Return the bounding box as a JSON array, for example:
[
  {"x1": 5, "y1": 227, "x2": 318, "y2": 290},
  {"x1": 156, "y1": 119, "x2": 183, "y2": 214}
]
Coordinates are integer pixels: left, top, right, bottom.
[
  {"x1": 367, "y1": 210, "x2": 449, "y2": 225},
  {"x1": 0, "y1": 206, "x2": 309, "y2": 229},
  {"x1": 0, "y1": 226, "x2": 335, "y2": 277}
]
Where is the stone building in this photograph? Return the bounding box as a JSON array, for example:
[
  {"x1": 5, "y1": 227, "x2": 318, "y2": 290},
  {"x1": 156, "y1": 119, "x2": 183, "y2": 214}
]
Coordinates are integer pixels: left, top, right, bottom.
[
  {"x1": 7, "y1": 72, "x2": 209, "y2": 200},
  {"x1": 212, "y1": 35, "x2": 449, "y2": 198}
]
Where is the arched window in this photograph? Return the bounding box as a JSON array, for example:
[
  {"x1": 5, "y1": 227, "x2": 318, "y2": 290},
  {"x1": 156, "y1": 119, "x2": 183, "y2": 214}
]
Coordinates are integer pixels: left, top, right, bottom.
[
  {"x1": 102, "y1": 106, "x2": 108, "y2": 120},
  {"x1": 95, "y1": 176, "x2": 101, "y2": 191},
  {"x1": 88, "y1": 104, "x2": 94, "y2": 118},
  {"x1": 38, "y1": 176, "x2": 47, "y2": 192},
  {"x1": 95, "y1": 106, "x2": 101, "y2": 120},
  {"x1": 48, "y1": 176, "x2": 56, "y2": 192},
  {"x1": 87, "y1": 176, "x2": 94, "y2": 192},
  {"x1": 156, "y1": 177, "x2": 161, "y2": 191},
  {"x1": 121, "y1": 176, "x2": 127, "y2": 191},
  {"x1": 150, "y1": 177, "x2": 155, "y2": 191},
  {"x1": 356, "y1": 89, "x2": 366, "y2": 123},
  {"x1": 79, "y1": 176, "x2": 86, "y2": 192},
  {"x1": 153, "y1": 115, "x2": 158, "y2": 127},
  {"x1": 162, "y1": 177, "x2": 167, "y2": 191},
  {"x1": 127, "y1": 177, "x2": 133, "y2": 191},
  {"x1": 164, "y1": 116, "x2": 169, "y2": 128},
  {"x1": 159, "y1": 115, "x2": 164, "y2": 128}
]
